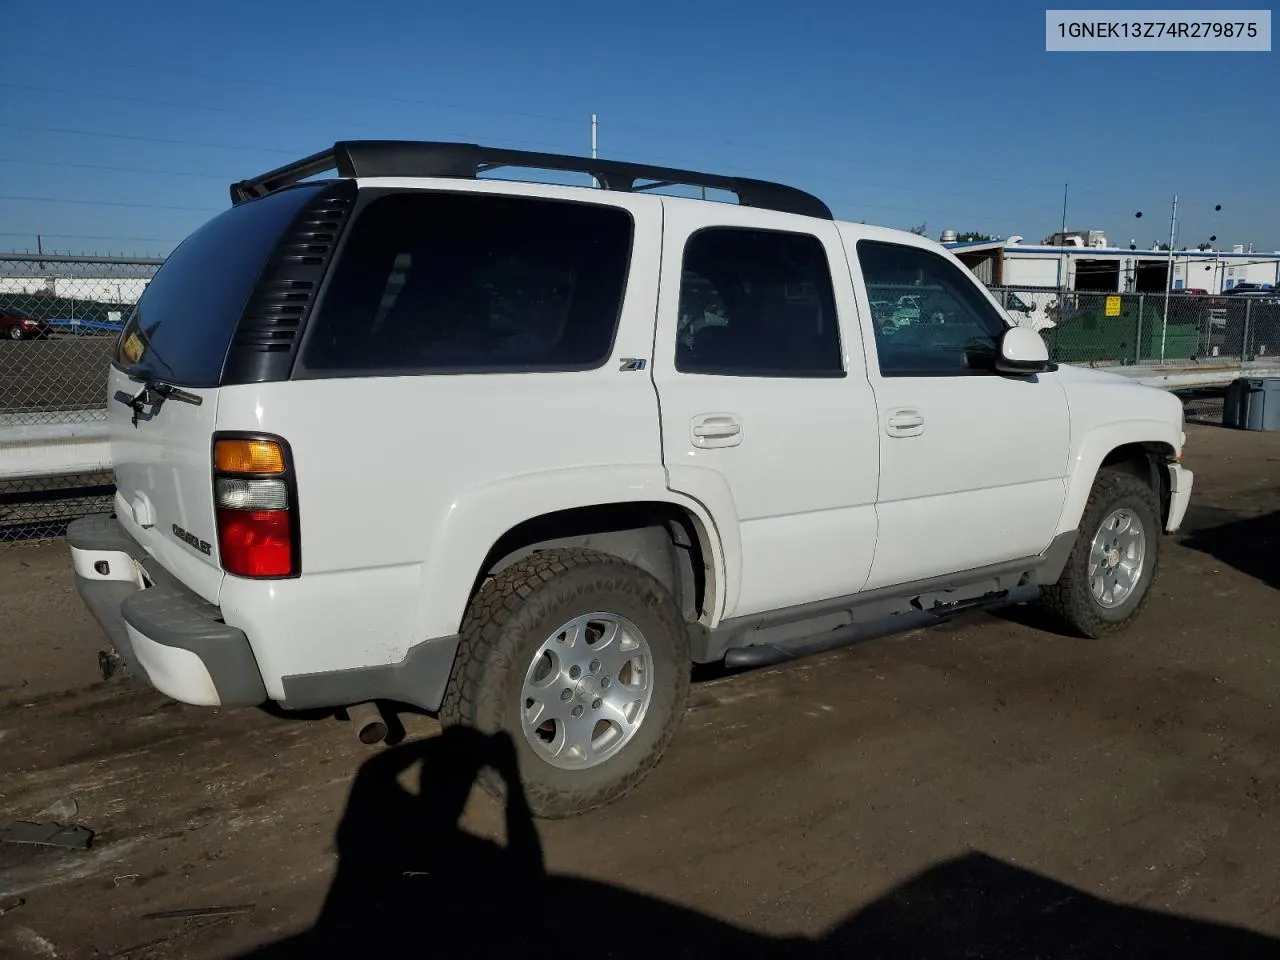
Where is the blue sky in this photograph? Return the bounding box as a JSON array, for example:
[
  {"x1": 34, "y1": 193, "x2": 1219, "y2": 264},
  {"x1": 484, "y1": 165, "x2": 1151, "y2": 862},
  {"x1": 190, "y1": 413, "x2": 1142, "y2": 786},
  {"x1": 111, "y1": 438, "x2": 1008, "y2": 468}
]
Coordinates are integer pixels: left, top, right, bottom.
[{"x1": 1, "y1": 0, "x2": 1276, "y2": 256}]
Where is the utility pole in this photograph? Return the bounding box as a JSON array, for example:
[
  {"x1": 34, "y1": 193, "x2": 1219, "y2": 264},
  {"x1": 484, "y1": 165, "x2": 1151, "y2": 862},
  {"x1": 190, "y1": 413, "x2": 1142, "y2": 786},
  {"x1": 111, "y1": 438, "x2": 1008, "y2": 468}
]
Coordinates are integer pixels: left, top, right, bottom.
[
  {"x1": 1160, "y1": 194, "x2": 1178, "y2": 363},
  {"x1": 590, "y1": 113, "x2": 598, "y2": 188},
  {"x1": 1057, "y1": 183, "x2": 1068, "y2": 291}
]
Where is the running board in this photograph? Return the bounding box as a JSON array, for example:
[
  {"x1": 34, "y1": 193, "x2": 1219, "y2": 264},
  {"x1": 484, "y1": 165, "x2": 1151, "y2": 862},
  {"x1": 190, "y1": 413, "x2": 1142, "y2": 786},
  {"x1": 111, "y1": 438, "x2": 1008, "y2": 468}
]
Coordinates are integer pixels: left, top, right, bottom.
[{"x1": 722, "y1": 583, "x2": 1040, "y2": 670}]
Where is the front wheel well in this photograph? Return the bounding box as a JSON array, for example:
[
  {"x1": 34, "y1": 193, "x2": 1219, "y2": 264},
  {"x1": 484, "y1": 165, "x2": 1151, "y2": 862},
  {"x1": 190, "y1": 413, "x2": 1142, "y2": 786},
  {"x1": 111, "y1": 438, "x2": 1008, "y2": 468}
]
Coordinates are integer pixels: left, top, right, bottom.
[
  {"x1": 471, "y1": 502, "x2": 712, "y2": 625},
  {"x1": 1099, "y1": 441, "x2": 1176, "y2": 526}
]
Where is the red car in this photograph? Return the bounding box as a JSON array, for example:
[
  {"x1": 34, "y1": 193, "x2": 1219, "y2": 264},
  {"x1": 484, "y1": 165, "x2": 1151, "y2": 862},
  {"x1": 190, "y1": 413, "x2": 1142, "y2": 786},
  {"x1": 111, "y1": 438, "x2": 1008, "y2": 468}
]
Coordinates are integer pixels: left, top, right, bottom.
[{"x1": 0, "y1": 306, "x2": 50, "y2": 341}]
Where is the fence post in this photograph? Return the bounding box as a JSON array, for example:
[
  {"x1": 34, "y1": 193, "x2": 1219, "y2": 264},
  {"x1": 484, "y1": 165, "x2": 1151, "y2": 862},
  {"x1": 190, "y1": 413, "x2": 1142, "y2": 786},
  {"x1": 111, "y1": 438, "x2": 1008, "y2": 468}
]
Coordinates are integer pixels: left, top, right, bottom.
[
  {"x1": 1242, "y1": 298, "x2": 1252, "y2": 368},
  {"x1": 1136, "y1": 294, "x2": 1144, "y2": 365}
]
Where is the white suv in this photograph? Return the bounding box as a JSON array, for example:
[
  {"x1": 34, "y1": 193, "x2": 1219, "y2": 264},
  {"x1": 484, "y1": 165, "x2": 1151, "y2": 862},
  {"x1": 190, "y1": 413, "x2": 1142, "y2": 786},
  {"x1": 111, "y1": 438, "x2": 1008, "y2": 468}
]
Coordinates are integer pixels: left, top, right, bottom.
[{"x1": 68, "y1": 141, "x2": 1193, "y2": 817}]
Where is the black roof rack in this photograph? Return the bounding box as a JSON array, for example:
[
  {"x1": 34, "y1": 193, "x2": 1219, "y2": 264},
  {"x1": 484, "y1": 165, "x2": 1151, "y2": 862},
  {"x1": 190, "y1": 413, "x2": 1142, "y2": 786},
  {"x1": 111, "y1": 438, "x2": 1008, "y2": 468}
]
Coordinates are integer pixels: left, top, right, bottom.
[{"x1": 229, "y1": 140, "x2": 832, "y2": 219}]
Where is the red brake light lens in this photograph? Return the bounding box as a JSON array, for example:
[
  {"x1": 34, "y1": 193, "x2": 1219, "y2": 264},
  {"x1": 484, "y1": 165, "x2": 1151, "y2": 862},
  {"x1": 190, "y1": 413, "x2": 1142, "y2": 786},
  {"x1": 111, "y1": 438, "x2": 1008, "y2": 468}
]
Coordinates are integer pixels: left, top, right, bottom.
[
  {"x1": 216, "y1": 510, "x2": 293, "y2": 577},
  {"x1": 213, "y1": 434, "x2": 297, "y2": 578}
]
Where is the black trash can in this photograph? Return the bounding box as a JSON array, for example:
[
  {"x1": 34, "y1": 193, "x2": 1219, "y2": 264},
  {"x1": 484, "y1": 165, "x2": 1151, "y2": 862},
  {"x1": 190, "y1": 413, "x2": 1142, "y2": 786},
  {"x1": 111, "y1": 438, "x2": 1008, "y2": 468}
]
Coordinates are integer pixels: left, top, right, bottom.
[{"x1": 1224, "y1": 378, "x2": 1280, "y2": 431}]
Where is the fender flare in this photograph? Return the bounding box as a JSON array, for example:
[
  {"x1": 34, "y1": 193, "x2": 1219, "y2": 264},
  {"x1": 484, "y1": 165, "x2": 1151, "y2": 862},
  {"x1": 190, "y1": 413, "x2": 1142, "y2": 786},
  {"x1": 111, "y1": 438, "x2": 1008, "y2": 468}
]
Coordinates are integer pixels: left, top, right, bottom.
[
  {"x1": 1055, "y1": 419, "x2": 1181, "y2": 536},
  {"x1": 412, "y1": 464, "x2": 739, "y2": 640}
]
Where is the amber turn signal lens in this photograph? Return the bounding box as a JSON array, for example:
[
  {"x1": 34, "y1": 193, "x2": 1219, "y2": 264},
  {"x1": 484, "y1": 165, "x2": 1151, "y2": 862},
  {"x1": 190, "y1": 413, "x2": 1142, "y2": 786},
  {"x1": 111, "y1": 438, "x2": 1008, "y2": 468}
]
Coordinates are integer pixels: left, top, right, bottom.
[{"x1": 215, "y1": 439, "x2": 286, "y2": 475}]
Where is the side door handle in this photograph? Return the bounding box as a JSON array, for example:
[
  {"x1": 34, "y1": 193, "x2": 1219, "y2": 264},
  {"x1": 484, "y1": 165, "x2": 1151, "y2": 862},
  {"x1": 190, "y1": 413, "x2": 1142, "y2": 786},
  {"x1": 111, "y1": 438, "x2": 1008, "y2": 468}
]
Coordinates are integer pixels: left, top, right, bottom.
[
  {"x1": 886, "y1": 408, "x2": 925, "y2": 438},
  {"x1": 691, "y1": 413, "x2": 743, "y2": 448}
]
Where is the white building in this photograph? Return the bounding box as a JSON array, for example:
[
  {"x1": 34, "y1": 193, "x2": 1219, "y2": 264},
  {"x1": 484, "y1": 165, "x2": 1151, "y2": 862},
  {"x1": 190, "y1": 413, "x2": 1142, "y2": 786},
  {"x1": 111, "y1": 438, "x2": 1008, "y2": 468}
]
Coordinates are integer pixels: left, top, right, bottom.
[
  {"x1": 0, "y1": 254, "x2": 160, "y2": 306},
  {"x1": 945, "y1": 236, "x2": 1280, "y2": 294}
]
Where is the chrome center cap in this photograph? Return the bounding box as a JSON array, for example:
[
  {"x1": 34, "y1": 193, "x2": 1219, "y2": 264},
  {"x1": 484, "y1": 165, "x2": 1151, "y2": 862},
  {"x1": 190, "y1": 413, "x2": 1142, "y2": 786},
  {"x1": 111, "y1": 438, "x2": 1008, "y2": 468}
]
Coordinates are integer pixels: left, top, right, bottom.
[
  {"x1": 1106, "y1": 548, "x2": 1121, "y2": 569},
  {"x1": 576, "y1": 675, "x2": 601, "y2": 702}
]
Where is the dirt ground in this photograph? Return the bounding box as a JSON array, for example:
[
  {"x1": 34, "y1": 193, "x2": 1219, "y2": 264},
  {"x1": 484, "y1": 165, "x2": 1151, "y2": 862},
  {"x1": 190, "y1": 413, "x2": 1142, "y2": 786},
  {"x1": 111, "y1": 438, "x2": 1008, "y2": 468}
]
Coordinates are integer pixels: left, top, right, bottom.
[{"x1": 1, "y1": 422, "x2": 1278, "y2": 959}]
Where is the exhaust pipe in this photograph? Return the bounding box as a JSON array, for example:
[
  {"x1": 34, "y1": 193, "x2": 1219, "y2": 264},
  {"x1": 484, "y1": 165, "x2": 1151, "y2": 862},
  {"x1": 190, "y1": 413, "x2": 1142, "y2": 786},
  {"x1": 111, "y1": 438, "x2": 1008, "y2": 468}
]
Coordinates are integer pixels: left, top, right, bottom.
[{"x1": 346, "y1": 700, "x2": 389, "y2": 745}]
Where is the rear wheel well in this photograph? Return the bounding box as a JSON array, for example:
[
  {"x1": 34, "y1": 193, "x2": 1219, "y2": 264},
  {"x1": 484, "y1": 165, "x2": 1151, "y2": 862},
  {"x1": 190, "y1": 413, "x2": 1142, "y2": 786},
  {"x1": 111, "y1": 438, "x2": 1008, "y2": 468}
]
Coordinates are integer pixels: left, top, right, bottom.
[
  {"x1": 473, "y1": 503, "x2": 711, "y2": 624},
  {"x1": 1100, "y1": 442, "x2": 1175, "y2": 526}
]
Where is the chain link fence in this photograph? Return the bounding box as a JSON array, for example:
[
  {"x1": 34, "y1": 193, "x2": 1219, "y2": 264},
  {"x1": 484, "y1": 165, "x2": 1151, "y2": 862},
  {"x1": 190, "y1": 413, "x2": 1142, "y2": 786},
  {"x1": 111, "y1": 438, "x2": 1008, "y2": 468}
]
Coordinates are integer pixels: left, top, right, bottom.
[
  {"x1": 990, "y1": 285, "x2": 1280, "y2": 367},
  {"x1": 1, "y1": 254, "x2": 159, "y2": 540}
]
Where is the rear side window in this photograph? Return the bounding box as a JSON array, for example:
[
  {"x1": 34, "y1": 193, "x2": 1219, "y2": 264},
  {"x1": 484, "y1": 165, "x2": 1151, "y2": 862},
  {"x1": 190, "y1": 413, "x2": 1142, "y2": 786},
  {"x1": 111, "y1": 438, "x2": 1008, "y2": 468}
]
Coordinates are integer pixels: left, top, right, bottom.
[
  {"x1": 115, "y1": 185, "x2": 325, "y2": 386},
  {"x1": 299, "y1": 192, "x2": 633, "y2": 374},
  {"x1": 675, "y1": 227, "x2": 843, "y2": 377}
]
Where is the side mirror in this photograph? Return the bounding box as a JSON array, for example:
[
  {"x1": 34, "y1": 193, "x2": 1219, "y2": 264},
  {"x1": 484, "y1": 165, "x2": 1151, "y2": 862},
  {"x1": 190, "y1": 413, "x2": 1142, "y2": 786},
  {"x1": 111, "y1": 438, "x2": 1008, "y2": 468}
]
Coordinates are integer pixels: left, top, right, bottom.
[{"x1": 996, "y1": 326, "x2": 1052, "y2": 375}]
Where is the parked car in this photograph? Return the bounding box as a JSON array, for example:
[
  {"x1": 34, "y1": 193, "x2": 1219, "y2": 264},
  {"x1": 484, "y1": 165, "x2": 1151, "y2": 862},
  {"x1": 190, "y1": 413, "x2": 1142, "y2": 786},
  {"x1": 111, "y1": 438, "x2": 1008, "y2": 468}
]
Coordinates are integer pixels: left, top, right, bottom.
[
  {"x1": 0, "y1": 306, "x2": 49, "y2": 340},
  {"x1": 68, "y1": 140, "x2": 1194, "y2": 818}
]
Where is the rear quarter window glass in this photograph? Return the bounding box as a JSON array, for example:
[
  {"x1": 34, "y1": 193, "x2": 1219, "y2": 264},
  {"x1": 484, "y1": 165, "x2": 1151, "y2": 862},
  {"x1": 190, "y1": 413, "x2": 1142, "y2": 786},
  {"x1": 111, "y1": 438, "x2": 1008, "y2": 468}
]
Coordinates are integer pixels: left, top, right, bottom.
[
  {"x1": 298, "y1": 191, "x2": 633, "y2": 374},
  {"x1": 115, "y1": 185, "x2": 324, "y2": 386}
]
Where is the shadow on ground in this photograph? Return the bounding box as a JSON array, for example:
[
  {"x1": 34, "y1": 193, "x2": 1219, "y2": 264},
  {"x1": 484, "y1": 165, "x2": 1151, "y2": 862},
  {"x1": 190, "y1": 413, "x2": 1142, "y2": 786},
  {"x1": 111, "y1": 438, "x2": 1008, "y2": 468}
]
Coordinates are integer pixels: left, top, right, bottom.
[
  {"x1": 237, "y1": 727, "x2": 1279, "y2": 960},
  {"x1": 1181, "y1": 506, "x2": 1280, "y2": 590}
]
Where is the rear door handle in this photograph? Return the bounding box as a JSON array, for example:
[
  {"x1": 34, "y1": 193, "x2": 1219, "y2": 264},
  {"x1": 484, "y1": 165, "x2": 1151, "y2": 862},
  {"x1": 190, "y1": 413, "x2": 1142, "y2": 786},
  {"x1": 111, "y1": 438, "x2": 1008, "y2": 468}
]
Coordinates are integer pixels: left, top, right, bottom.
[
  {"x1": 691, "y1": 413, "x2": 743, "y2": 448},
  {"x1": 886, "y1": 408, "x2": 925, "y2": 437}
]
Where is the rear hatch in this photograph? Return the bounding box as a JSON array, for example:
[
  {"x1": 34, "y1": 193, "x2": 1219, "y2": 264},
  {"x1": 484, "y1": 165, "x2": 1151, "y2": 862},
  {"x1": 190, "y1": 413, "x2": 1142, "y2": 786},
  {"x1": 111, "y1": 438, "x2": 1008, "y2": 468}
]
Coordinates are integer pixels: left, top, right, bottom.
[{"x1": 108, "y1": 184, "x2": 336, "y2": 603}]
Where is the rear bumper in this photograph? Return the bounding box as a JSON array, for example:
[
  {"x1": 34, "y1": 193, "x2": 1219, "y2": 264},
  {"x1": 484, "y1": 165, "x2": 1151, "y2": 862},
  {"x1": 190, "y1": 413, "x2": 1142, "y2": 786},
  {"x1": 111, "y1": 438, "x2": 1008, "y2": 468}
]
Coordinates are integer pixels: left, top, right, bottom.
[
  {"x1": 1166, "y1": 463, "x2": 1194, "y2": 533},
  {"x1": 67, "y1": 515, "x2": 267, "y2": 707}
]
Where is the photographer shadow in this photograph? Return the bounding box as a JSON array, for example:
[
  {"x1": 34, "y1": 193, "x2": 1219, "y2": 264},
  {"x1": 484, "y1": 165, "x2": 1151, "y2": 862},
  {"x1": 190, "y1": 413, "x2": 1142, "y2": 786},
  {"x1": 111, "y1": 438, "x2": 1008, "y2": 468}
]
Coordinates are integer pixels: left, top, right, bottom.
[{"x1": 238, "y1": 726, "x2": 1280, "y2": 960}]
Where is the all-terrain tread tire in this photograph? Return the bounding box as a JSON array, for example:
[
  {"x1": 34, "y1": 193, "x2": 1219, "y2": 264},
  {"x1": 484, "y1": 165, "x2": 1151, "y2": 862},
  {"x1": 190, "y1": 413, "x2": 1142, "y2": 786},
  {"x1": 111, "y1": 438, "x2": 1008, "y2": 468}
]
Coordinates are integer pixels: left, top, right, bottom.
[
  {"x1": 1039, "y1": 468, "x2": 1161, "y2": 638},
  {"x1": 441, "y1": 547, "x2": 690, "y2": 819}
]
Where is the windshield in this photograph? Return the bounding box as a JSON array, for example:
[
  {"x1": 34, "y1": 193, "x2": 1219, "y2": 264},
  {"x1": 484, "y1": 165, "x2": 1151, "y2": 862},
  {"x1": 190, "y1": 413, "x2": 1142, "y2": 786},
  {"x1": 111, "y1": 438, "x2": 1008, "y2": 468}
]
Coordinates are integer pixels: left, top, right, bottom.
[{"x1": 115, "y1": 185, "x2": 324, "y2": 386}]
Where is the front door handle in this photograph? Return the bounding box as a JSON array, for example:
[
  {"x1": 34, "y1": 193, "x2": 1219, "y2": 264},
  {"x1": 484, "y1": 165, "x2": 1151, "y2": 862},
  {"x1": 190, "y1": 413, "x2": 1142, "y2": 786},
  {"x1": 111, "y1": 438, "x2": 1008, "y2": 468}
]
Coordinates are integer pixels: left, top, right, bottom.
[
  {"x1": 886, "y1": 408, "x2": 925, "y2": 437},
  {"x1": 691, "y1": 413, "x2": 743, "y2": 448}
]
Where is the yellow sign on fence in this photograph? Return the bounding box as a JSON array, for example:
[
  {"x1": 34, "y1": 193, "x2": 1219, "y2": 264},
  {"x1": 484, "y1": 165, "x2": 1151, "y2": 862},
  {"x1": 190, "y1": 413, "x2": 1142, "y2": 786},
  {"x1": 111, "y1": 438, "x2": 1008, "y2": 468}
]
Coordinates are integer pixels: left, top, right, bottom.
[{"x1": 1105, "y1": 296, "x2": 1122, "y2": 317}]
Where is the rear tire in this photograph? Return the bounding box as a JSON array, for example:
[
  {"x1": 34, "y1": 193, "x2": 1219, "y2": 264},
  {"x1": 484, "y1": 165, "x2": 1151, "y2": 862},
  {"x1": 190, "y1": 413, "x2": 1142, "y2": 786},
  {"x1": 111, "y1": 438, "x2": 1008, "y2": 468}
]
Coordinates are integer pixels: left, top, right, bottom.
[
  {"x1": 1039, "y1": 469, "x2": 1161, "y2": 638},
  {"x1": 6, "y1": 326, "x2": 24, "y2": 341},
  {"x1": 441, "y1": 547, "x2": 690, "y2": 819}
]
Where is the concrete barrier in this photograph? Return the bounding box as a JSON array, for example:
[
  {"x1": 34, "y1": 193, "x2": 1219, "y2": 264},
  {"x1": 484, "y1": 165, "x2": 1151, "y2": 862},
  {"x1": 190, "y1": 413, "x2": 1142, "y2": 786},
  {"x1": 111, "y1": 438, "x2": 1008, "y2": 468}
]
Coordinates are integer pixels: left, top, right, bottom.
[{"x1": 0, "y1": 411, "x2": 110, "y2": 480}]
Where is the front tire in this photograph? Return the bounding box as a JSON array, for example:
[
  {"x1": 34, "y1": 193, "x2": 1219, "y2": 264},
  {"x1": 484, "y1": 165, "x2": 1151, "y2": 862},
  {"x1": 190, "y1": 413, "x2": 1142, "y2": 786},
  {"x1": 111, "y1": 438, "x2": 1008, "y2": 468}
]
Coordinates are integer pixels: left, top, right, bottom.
[
  {"x1": 1039, "y1": 469, "x2": 1161, "y2": 638},
  {"x1": 441, "y1": 547, "x2": 690, "y2": 818},
  {"x1": 6, "y1": 326, "x2": 24, "y2": 341}
]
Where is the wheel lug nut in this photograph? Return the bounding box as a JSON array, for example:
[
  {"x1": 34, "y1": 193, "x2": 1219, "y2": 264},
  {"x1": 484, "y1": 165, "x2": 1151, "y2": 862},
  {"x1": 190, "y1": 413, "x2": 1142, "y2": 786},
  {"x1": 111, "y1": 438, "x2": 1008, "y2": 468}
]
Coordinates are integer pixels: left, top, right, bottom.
[
  {"x1": 601, "y1": 676, "x2": 611, "y2": 689},
  {"x1": 589, "y1": 659, "x2": 601, "y2": 674},
  {"x1": 569, "y1": 665, "x2": 581, "y2": 679},
  {"x1": 572, "y1": 705, "x2": 584, "y2": 718},
  {"x1": 561, "y1": 688, "x2": 572, "y2": 701}
]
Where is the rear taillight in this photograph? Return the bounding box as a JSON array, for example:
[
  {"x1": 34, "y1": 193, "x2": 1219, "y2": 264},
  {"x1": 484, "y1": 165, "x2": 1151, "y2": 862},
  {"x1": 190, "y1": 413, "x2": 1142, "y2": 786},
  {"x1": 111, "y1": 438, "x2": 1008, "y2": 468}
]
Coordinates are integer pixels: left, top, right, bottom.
[{"x1": 212, "y1": 436, "x2": 298, "y2": 578}]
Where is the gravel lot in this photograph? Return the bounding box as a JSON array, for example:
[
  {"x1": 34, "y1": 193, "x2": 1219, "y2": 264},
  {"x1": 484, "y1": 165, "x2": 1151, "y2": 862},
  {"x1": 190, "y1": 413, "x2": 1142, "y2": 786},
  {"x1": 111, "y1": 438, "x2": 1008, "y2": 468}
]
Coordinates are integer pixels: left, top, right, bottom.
[{"x1": 1, "y1": 422, "x2": 1278, "y2": 959}]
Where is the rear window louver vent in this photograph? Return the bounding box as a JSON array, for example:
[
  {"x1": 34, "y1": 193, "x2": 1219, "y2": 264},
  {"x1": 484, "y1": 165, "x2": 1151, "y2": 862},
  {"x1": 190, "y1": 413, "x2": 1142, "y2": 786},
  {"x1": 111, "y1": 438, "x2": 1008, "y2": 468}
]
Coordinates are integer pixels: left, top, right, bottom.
[{"x1": 221, "y1": 183, "x2": 356, "y2": 385}]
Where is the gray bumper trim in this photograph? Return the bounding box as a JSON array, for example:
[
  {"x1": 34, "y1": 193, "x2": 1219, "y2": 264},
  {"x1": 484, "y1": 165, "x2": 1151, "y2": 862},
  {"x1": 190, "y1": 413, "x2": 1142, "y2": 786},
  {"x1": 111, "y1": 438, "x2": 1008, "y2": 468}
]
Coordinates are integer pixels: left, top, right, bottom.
[
  {"x1": 68, "y1": 514, "x2": 142, "y2": 555},
  {"x1": 280, "y1": 633, "x2": 462, "y2": 713},
  {"x1": 69, "y1": 513, "x2": 267, "y2": 708},
  {"x1": 121, "y1": 574, "x2": 267, "y2": 708}
]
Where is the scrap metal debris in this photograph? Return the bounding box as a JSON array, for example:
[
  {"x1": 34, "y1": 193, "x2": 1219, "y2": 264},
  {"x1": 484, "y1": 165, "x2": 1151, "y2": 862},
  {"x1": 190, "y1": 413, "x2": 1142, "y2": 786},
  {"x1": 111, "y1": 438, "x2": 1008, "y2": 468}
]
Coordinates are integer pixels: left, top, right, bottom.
[
  {"x1": 140, "y1": 905, "x2": 255, "y2": 921},
  {"x1": 0, "y1": 821, "x2": 94, "y2": 850}
]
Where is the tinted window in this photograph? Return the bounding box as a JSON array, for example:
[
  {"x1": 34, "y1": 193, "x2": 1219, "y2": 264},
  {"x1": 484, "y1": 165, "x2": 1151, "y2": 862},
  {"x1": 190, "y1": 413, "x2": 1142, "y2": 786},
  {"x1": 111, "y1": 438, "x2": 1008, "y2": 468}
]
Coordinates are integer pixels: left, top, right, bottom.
[
  {"x1": 299, "y1": 192, "x2": 632, "y2": 374},
  {"x1": 858, "y1": 240, "x2": 1008, "y2": 377},
  {"x1": 114, "y1": 185, "x2": 323, "y2": 386},
  {"x1": 676, "y1": 228, "x2": 843, "y2": 377}
]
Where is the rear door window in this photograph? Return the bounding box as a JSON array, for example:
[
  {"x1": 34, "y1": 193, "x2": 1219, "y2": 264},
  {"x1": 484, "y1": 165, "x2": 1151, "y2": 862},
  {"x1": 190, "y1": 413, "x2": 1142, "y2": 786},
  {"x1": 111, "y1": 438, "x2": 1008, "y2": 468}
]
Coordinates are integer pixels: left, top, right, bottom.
[
  {"x1": 297, "y1": 191, "x2": 633, "y2": 375},
  {"x1": 115, "y1": 185, "x2": 325, "y2": 386}
]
